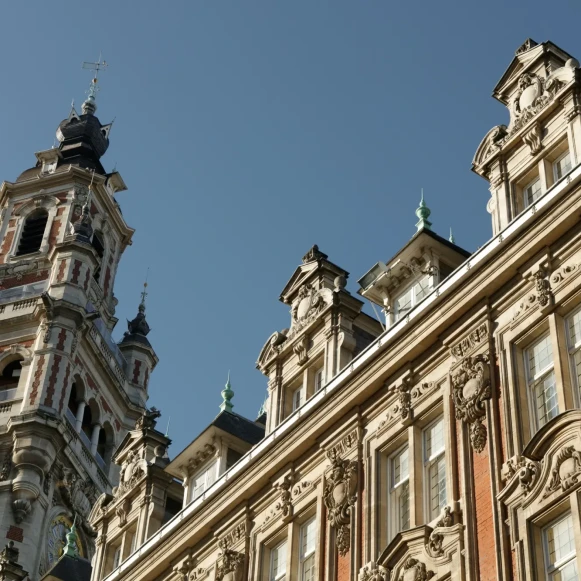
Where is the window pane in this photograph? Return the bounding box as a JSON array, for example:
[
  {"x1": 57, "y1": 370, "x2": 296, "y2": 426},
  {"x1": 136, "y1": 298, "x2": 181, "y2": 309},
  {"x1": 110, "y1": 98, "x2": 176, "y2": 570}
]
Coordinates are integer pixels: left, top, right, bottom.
[
  {"x1": 424, "y1": 419, "x2": 444, "y2": 460},
  {"x1": 429, "y1": 455, "x2": 447, "y2": 519},
  {"x1": 535, "y1": 370, "x2": 559, "y2": 427},
  {"x1": 555, "y1": 152, "x2": 572, "y2": 181},
  {"x1": 394, "y1": 289, "x2": 412, "y2": 321},
  {"x1": 293, "y1": 388, "x2": 302, "y2": 411},
  {"x1": 569, "y1": 310, "x2": 581, "y2": 347},
  {"x1": 315, "y1": 369, "x2": 324, "y2": 392},
  {"x1": 301, "y1": 554, "x2": 315, "y2": 581},
  {"x1": 414, "y1": 276, "x2": 432, "y2": 301},
  {"x1": 270, "y1": 541, "x2": 286, "y2": 581},
  {"x1": 301, "y1": 519, "x2": 316, "y2": 557},
  {"x1": 528, "y1": 335, "x2": 553, "y2": 378},
  {"x1": 399, "y1": 481, "x2": 410, "y2": 531},
  {"x1": 393, "y1": 448, "x2": 409, "y2": 486},
  {"x1": 525, "y1": 178, "x2": 542, "y2": 207},
  {"x1": 547, "y1": 515, "x2": 576, "y2": 566}
]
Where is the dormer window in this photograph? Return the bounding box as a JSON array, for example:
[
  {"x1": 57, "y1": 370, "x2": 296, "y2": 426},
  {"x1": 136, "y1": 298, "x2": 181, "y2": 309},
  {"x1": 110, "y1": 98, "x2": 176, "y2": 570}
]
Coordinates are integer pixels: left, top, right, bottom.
[
  {"x1": 393, "y1": 275, "x2": 432, "y2": 322},
  {"x1": 524, "y1": 177, "x2": 542, "y2": 208},
  {"x1": 190, "y1": 460, "x2": 217, "y2": 501},
  {"x1": 553, "y1": 151, "x2": 572, "y2": 182},
  {"x1": 16, "y1": 209, "x2": 48, "y2": 256}
]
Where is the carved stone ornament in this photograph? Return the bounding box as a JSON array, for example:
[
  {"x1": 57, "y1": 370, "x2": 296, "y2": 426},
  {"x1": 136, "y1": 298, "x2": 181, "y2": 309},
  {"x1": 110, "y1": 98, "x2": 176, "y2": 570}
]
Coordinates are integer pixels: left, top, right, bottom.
[
  {"x1": 0, "y1": 446, "x2": 12, "y2": 481},
  {"x1": 426, "y1": 506, "x2": 453, "y2": 558},
  {"x1": 451, "y1": 353, "x2": 491, "y2": 454},
  {"x1": 450, "y1": 323, "x2": 488, "y2": 360},
  {"x1": 302, "y1": 244, "x2": 328, "y2": 264},
  {"x1": 215, "y1": 549, "x2": 244, "y2": 581},
  {"x1": 274, "y1": 475, "x2": 293, "y2": 517},
  {"x1": 399, "y1": 556, "x2": 435, "y2": 581},
  {"x1": 58, "y1": 466, "x2": 98, "y2": 521},
  {"x1": 523, "y1": 122, "x2": 542, "y2": 155},
  {"x1": 182, "y1": 440, "x2": 217, "y2": 473},
  {"x1": 293, "y1": 335, "x2": 309, "y2": 366},
  {"x1": 135, "y1": 407, "x2": 161, "y2": 430},
  {"x1": 218, "y1": 523, "x2": 246, "y2": 552},
  {"x1": 323, "y1": 453, "x2": 358, "y2": 556},
  {"x1": 396, "y1": 377, "x2": 412, "y2": 422},
  {"x1": 534, "y1": 269, "x2": 553, "y2": 307},
  {"x1": 117, "y1": 450, "x2": 146, "y2": 497},
  {"x1": 551, "y1": 262, "x2": 579, "y2": 285},
  {"x1": 116, "y1": 498, "x2": 131, "y2": 527},
  {"x1": 359, "y1": 562, "x2": 388, "y2": 581},
  {"x1": 287, "y1": 283, "x2": 330, "y2": 340},
  {"x1": 0, "y1": 259, "x2": 42, "y2": 284},
  {"x1": 543, "y1": 446, "x2": 581, "y2": 498},
  {"x1": 11, "y1": 499, "x2": 31, "y2": 524}
]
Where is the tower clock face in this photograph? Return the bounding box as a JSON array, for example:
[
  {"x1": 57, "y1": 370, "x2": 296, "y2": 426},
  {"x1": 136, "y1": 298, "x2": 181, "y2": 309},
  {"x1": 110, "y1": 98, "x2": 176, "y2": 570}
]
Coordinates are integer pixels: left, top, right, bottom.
[{"x1": 46, "y1": 514, "x2": 84, "y2": 568}]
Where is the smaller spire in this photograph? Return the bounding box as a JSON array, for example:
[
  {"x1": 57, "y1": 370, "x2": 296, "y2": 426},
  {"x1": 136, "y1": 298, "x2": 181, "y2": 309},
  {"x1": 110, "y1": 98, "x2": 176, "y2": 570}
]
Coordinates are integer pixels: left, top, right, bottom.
[
  {"x1": 81, "y1": 56, "x2": 107, "y2": 115},
  {"x1": 220, "y1": 372, "x2": 234, "y2": 413},
  {"x1": 449, "y1": 227, "x2": 455, "y2": 244},
  {"x1": 62, "y1": 516, "x2": 79, "y2": 558},
  {"x1": 123, "y1": 277, "x2": 151, "y2": 340},
  {"x1": 415, "y1": 189, "x2": 432, "y2": 232}
]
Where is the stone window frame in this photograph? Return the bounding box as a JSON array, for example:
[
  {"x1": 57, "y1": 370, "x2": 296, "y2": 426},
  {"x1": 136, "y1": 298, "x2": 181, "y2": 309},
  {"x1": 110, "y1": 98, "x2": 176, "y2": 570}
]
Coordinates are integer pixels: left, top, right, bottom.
[
  {"x1": 373, "y1": 400, "x2": 453, "y2": 553},
  {"x1": 422, "y1": 415, "x2": 447, "y2": 522},
  {"x1": 510, "y1": 135, "x2": 573, "y2": 219},
  {"x1": 563, "y1": 305, "x2": 581, "y2": 408},
  {"x1": 188, "y1": 458, "x2": 219, "y2": 504},
  {"x1": 7, "y1": 195, "x2": 60, "y2": 262},
  {"x1": 284, "y1": 355, "x2": 325, "y2": 419},
  {"x1": 257, "y1": 501, "x2": 320, "y2": 581}
]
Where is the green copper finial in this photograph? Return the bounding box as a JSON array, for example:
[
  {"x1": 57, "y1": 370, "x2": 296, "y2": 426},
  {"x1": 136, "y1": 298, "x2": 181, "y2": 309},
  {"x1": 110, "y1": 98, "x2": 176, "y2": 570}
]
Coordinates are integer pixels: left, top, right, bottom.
[
  {"x1": 220, "y1": 371, "x2": 234, "y2": 412},
  {"x1": 449, "y1": 227, "x2": 455, "y2": 244},
  {"x1": 415, "y1": 189, "x2": 432, "y2": 232},
  {"x1": 62, "y1": 516, "x2": 79, "y2": 558}
]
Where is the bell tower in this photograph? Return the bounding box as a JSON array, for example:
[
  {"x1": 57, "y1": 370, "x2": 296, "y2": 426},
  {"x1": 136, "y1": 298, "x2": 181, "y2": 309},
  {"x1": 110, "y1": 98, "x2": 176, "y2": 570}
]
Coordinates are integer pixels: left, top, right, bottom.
[{"x1": 0, "y1": 68, "x2": 156, "y2": 579}]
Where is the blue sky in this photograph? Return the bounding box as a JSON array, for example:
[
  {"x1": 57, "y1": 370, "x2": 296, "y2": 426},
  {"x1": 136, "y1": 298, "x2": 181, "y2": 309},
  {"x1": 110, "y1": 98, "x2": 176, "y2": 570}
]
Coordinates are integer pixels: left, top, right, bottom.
[{"x1": 2, "y1": 1, "x2": 580, "y2": 454}]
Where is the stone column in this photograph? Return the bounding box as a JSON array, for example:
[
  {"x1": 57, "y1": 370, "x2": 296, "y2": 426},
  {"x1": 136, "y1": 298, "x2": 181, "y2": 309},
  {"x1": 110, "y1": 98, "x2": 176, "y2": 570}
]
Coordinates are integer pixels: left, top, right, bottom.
[
  {"x1": 90, "y1": 423, "x2": 102, "y2": 456},
  {"x1": 75, "y1": 400, "x2": 86, "y2": 432}
]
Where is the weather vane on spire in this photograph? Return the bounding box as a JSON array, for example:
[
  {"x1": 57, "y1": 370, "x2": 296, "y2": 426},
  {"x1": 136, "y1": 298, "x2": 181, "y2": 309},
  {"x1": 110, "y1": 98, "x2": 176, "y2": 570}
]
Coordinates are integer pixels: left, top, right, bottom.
[
  {"x1": 139, "y1": 268, "x2": 149, "y2": 311},
  {"x1": 81, "y1": 54, "x2": 107, "y2": 115}
]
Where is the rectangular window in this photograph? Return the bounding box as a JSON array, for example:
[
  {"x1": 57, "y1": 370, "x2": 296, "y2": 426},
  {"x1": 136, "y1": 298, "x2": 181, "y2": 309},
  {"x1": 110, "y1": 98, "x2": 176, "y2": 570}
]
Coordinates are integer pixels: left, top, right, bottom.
[
  {"x1": 269, "y1": 540, "x2": 287, "y2": 581},
  {"x1": 314, "y1": 368, "x2": 324, "y2": 392},
  {"x1": 525, "y1": 335, "x2": 558, "y2": 429},
  {"x1": 191, "y1": 461, "x2": 217, "y2": 501},
  {"x1": 390, "y1": 446, "x2": 410, "y2": 535},
  {"x1": 544, "y1": 513, "x2": 578, "y2": 581},
  {"x1": 299, "y1": 518, "x2": 316, "y2": 581},
  {"x1": 393, "y1": 275, "x2": 432, "y2": 322},
  {"x1": 554, "y1": 151, "x2": 573, "y2": 182},
  {"x1": 292, "y1": 385, "x2": 305, "y2": 412},
  {"x1": 424, "y1": 418, "x2": 446, "y2": 521},
  {"x1": 112, "y1": 545, "x2": 122, "y2": 570},
  {"x1": 524, "y1": 177, "x2": 542, "y2": 208},
  {"x1": 567, "y1": 309, "x2": 581, "y2": 404}
]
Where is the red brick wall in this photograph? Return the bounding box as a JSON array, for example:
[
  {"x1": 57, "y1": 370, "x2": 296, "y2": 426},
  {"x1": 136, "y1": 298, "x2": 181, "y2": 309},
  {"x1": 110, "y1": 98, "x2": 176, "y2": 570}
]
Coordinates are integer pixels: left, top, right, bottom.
[
  {"x1": 474, "y1": 445, "x2": 497, "y2": 581},
  {"x1": 337, "y1": 550, "x2": 350, "y2": 581},
  {"x1": 0, "y1": 230, "x2": 14, "y2": 263}
]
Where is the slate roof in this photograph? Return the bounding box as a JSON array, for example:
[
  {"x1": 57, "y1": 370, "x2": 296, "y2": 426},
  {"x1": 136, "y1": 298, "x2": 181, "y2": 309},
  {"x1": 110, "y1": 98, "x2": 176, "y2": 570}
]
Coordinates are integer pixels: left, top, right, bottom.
[{"x1": 212, "y1": 411, "x2": 265, "y2": 445}]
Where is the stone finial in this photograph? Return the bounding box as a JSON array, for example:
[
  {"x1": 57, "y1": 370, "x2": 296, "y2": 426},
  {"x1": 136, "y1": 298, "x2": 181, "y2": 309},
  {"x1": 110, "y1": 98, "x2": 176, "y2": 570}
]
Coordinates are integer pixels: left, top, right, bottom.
[
  {"x1": 124, "y1": 282, "x2": 151, "y2": 338},
  {"x1": 302, "y1": 244, "x2": 328, "y2": 264},
  {"x1": 515, "y1": 38, "x2": 538, "y2": 56},
  {"x1": 220, "y1": 372, "x2": 234, "y2": 413},
  {"x1": 62, "y1": 516, "x2": 79, "y2": 558},
  {"x1": 135, "y1": 407, "x2": 161, "y2": 430},
  {"x1": 415, "y1": 190, "x2": 432, "y2": 232}
]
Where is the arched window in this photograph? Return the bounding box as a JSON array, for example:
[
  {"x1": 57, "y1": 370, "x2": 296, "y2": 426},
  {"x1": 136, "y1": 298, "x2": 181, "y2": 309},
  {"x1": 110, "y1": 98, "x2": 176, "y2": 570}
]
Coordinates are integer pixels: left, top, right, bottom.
[
  {"x1": 16, "y1": 209, "x2": 48, "y2": 256},
  {"x1": 0, "y1": 358, "x2": 23, "y2": 389},
  {"x1": 92, "y1": 231, "x2": 105, "y2": 282},
  {"x1": 67, "y1": 382, "x2": 79, "y2": 416},
  {"x1": 81, "y1": 406, "x2": 93, "y2": 440},
  {"x1": 97, "y1": 429, "x2": 107, "y2": 459}
]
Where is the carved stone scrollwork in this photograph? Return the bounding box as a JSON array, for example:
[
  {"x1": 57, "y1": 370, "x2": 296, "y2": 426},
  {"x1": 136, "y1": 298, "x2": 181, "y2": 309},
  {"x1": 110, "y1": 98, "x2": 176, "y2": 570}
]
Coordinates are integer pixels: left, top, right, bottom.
[
  {"x1": 518, "y1": 460, "x2": 539, "y2": 494},
  {"x1": 293, "y1": 335, "x2": 309, "y2": 366},
  {"x1": 426, "y1": 506, "x2": 453, "y2": 557},
  {"x1": 396, "y1": 377, "x2": 412, "y2": 422},
  {"x1": 323, "y1": 453, "x2": 358, "y2": 556},
  {"x1": 11, "y1": 499, "x2": 31, "y2": 524},
  {"x1": 451, "y1": 353, "x2": 491, "y2": 454},
  {"x1": 399, "y1": 557, "x2": 435, "y2": 581},
  {"x1": 117, "y1": 450, "x2": 146, "y2": 497},
  {"x1": 359, "y1": 562, "x2": 388, "y2": 581},
  {"x1": 543, "y1": 446, "x2": 581, "y2": 498},
  {"x1": 218, "y1": 523, "x2": 246, "y2": 552},
  {"x1": 215, "y1": 549, "x2": 244, "y2": 581}
]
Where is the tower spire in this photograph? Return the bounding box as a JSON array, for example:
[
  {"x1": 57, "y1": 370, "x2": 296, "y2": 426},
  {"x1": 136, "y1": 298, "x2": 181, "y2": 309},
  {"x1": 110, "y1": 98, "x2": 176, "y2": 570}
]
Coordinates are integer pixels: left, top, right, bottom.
[
  {"x1": 220, "y1": 371, "x2": 234, "y2": 413},
  {"x1": 415, "y1": 189, "x2": 432, "y2": 232},
  {"x1": 81, "y1": 55, "x2": 107, "y2": 115}
]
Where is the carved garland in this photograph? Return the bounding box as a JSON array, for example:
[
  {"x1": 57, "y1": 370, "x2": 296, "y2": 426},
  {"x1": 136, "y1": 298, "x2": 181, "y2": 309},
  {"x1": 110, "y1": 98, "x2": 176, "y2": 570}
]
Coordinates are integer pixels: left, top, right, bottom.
[
  {"x1": 399, "y1": 557, "x2": 435, "y2": 581},
  {"x1": 451, "y1": 353, "x2": 491, "y2": 454},
  {"x1": 323, "y1": 453, "x2": 358, "y2": 556},
  {"x1": 215, "y1": 549, "x2": 245, "y2": 581}
]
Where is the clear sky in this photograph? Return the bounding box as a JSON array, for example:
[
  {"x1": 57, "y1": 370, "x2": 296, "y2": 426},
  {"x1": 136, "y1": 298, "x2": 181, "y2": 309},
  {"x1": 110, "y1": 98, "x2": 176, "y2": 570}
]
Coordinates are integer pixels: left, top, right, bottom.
[{"x1": 1, "y1": 1, "x2": 580, "y2": 454}]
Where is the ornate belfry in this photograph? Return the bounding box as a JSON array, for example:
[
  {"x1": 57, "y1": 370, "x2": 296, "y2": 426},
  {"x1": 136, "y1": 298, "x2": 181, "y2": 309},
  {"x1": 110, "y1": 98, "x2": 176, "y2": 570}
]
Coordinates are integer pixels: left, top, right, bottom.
[{"x1": 0, "y1": 70, "x2": 157, "y2": 579}]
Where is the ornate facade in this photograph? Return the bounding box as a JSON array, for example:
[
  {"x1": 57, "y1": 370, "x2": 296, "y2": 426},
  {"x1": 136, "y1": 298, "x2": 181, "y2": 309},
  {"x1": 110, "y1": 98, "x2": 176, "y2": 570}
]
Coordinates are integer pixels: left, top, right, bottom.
[
  {"x1": 6, "y1": 37, "x2": 581, "y2": 581},
  {"x1": 0, "y1": 79, "x2": 156, "y2": 580},
  {"x1": 86, "y1": 38, "x2": 581, "y2": 581}
]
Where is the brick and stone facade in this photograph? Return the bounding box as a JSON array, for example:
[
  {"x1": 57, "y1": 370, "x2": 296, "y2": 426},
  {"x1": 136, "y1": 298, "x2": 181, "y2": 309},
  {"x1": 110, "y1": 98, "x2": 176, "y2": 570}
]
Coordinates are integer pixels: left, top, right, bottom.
[{"x1": 82, "y1": 38, "x2": 581, "y2": 581}]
